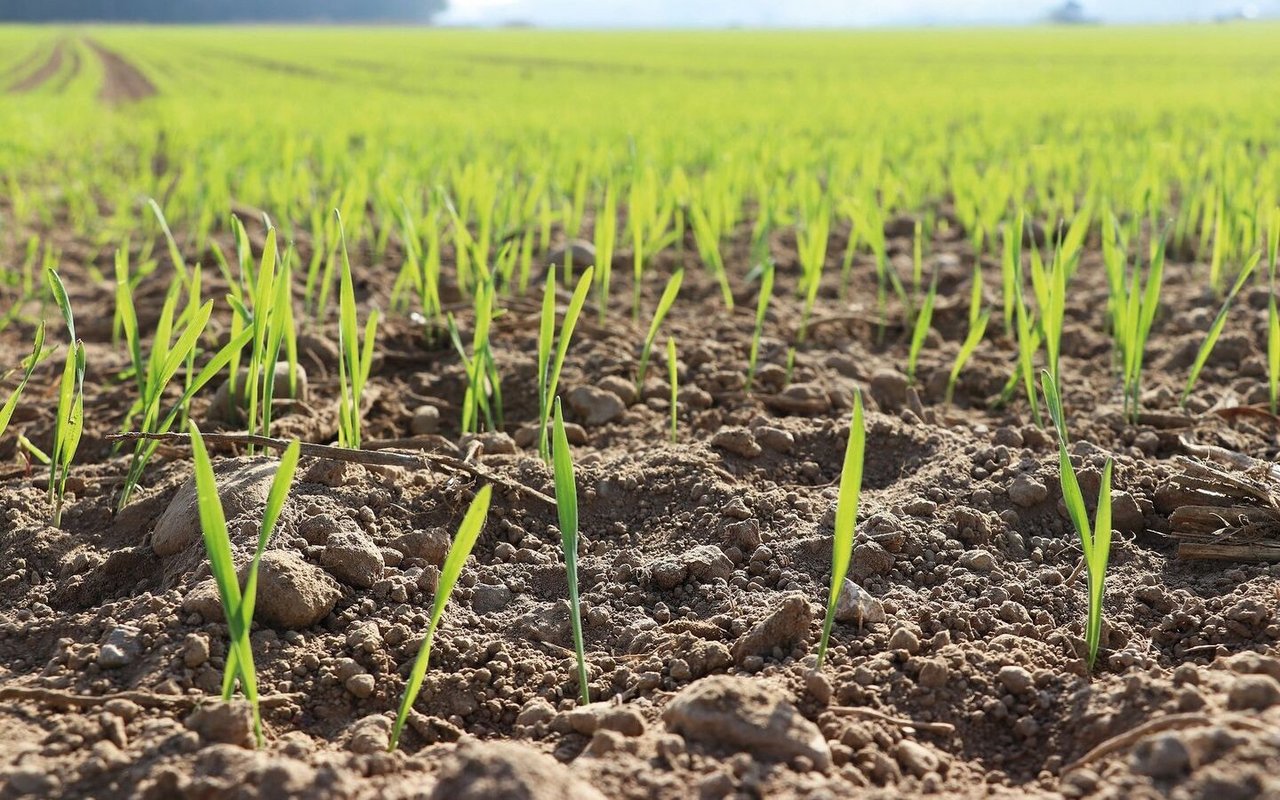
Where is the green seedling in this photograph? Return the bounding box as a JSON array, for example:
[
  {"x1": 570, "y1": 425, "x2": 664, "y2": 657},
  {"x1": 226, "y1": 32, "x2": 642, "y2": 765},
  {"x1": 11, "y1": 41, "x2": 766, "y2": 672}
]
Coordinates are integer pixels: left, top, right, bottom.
[
  {"x1": 336, "y1": 211, "x2": 380, "y2": 448},
  {"x1": 537, "y1": 265, "x2": 594, "y2": 461},
  {"x1": 635, "y1": 269, "x2": 683, "y2": 390},
  {"x1": 1042, "y1": 371, "x2": 1113, "y2": 671},
  {"x1": 689, "y1": 204, "x2": 733, "y2": 311},
  {"x1": 594, "y1": 185, "x2": 617, "y2": 324},
  {"x1": 817, "y1": 389, "x2": 865, "y2": 669},
  {"x1": 47, "y1": 270, "x2": 85, "y2": 527},
  {"x1": 1102, "y1": 212, "x2": 1166, "y2": 422},
  {"x1": 667, "y1": 336, "x2": 678, "y2": 442},
  {"x1": 745, "y1": 259, "x2": 775, "y2": 393},
  {"x1": 1267, "y1": 206, "x2": 1279, "y2": 414},
  {"x1": 945, "y1": 311, "x2": 989, "y2": 407},
  {"x1": 390, "y1": 484, "x2": 493, "y2": 751},
  {"x1": 189, "y1": 422, "x2": 300, "y2": 747},
  {"x1": 907, "y1": 275, "x2": 937, "y2": 385},
  {"x1": 552, "y1": 399, "x2": 589, "y2": 704},
  {"x1": 0, "y1": 322, "x2": 48, "y2": 441},
  {"x1": 1180, "y1": 251, "x2": 1260, "y2": 407}
]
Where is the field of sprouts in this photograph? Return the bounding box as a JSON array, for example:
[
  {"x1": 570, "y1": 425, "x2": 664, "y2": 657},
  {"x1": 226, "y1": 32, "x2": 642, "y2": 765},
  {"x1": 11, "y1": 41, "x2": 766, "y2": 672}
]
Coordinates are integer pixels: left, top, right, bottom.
[{"x1": 2, "y1": 23, "x2": 1280, "y2": 799}]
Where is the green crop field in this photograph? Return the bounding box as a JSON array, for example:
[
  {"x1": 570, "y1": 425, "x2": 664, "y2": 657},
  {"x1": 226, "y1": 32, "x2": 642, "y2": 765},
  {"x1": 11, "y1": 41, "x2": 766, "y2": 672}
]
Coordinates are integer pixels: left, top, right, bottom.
[{"x1": 3, "y1": 22, "x2": 1280, "y2": 800}]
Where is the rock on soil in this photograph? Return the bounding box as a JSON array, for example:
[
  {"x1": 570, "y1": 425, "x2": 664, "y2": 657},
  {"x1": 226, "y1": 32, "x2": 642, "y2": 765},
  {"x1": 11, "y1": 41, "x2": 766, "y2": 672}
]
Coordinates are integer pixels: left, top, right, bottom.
[
  {"x1": 245, "y1": 550, "x2": 341, "y2": 629},
  {"x1": 319, "y1": 529, "x2": 385, "y2": 588},
  {"x1": 545, "y1": 240, "x2": 596, "y2": 271},
  {"x1": 710, "y1": 427, "x2": 761, "y2": 458},
  {"x1": 429, "y1": 740, "x2": 606, "y2": 800},
  {"x1": 567, "y1": 385, "x2": 626, "y2": 426},
  {"x1": 731, "y1": 593, "x2": 812, "y2": 663},
  {"x1": 185, "y1": 701, "x2": 255, "y2": 748},
  {"x1": 151, "y1": 458, "x2": 282, "y2": 556},
  {"x1": 834, "y1": 578, "x2": 886, "y2": 624},
  {"x1": 662, "y1": 675, "x2": 832, "y2": 770}
]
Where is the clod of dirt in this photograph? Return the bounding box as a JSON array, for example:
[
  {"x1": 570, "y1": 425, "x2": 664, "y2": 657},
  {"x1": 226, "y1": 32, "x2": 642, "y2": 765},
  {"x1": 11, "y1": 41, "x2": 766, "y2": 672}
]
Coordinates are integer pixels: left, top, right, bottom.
[
  {"x1": 206, "y1": 363, "x2": 308, "y2": 424},
  {"x1": 662, "y1": 675, "x2": 832, "y2": 770},
  {"x1": 429, "y1": 740, "x2": 606, "y2": 800},
  {"x1": 347, "y1": 715, "x2": 391, "y2": 753},
  {"x1": 411, "y1": 404, "x2": 441, "y2": 435},
  {"x1": 567, "y1": 386, "x2": 626, "y2": 426},
  {"x1": 319, "y1": 529, "x2": 385, "y2": 588},
  {"x1": 835, "y1": 579, "x2": 886, "y2": 624},
  {"x1": 896, "y1": 739, "x2": 945, "y2": 778},
  {"x1": 462, "y1": 430, "x2": 519, "y2": 456},
  {"x1": 1007, "y1": 473, "x2": 1049, "y2": 508},
  {"x1": 764, "y1": 382, "x2": 832, "y2": 415},
  {"x1": 513, "y1": 420, "x2": 588, "y2": 448},
  {"x1": 1132, "y1": 733, "x2": 1193, "y2": 779},
  {"x1": 152, "y1": 458, "x2": 281, "y2": 557},
  {"x1": 472, "y1": 582, "x2": 513, "y2": 614},
  {"x1": 1226, "y1": 675, "x2": 1280, "y2": 710},
  {"x1": 710, "y1": 427, "x2": 761, "y2": 458},
  {"x1": 731, "y1": 593, "x2": 812, "y2": 663},
  {"x1": 248, "y1": 550, "x2": 341, "y2": 629},
  {"x1": 186, "y1": 701, "x2": 255, "y2": 748},
  {"x1": 869, "y1": 370, "x2": 909, "y2": 411},
  {"x1": 97, "y1": 625, "x2": 141, "y2": 669},
  {"x1": 563, "y1": 703, "x2": 645, "y2": 736},
  {"x1": 545, "y1": 240, "x2": 596, "y2": 271},
  {"x1": 597, "y1": 375, "x2": 638, "y2": 406}
]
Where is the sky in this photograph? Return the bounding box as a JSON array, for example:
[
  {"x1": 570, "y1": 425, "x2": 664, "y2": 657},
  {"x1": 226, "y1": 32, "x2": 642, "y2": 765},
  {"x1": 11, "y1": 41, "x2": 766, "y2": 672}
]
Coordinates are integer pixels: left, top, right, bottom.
[{"x1": 438, "y1": 0, "x2": 1273, "y2": 27}]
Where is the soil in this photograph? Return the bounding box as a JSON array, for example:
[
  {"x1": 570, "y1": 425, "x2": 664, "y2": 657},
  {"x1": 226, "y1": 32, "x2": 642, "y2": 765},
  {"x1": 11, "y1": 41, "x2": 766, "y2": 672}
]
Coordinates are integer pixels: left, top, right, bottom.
[
  {"x1": 7, "y1": 40, "x2": 68, "y2": 94},
  {"x1": 5, "y1": 38, "x2": 156, "y2": 104},
  {"x1": 86, "y1": 39, "x2": 158, "y2": 105},
  {"x1": 2, "y1": 203, "x2": 1279, "y2": 798}
]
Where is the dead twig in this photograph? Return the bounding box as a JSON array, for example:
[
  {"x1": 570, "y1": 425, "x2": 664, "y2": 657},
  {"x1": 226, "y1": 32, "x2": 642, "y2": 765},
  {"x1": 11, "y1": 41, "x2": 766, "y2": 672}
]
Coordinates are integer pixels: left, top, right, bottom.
[
  {"x1": 0, "y1": 685, "x2": 301, "y2": 710},
  {"x1": 106, "y1": 430, "x2": 555, "y2": 507},
  {"x1": 828, "y1": 705, "x2": 956, "y2": 735},
  {"x1": 1063, "y1": 712, "x2": 1272, "y2": 774}
]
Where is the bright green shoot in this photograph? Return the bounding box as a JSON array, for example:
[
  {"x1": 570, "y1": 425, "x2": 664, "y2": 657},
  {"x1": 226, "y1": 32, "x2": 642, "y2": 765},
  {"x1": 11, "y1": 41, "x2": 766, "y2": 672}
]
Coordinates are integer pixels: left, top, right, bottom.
[
  {"x1": 0, "y1": 322, "x2": 48, "y2": 441},
  {"x1": 552, "y1": 399, "x2": 589, "y2": 704},
  {"x1": 745, "y1": 259, "x2": 775, "y2": 393},
  {"x1": 1102, "y1": 213, "x2": 1166, "y2": 422},
  {"x1": 666, "y1": 336, "x2": 678, "y2": 442},
  {"x1": 594, "y1": 186, "x2": 617, "y2": 324},
  {"x1": 946, "y1": 310, "x2": 989, "y2": 407},
  {"x1": 817, "y1": 389, "x2": 865, "y2": 669},
  {"x1": 188, "y1": 422, "x2": 301, "y2": 747},
  {"x1": 907, "y1": 276, "x2": 937, "y2": 385},
  {"x1": 689, "y1": 205, "x2": 734, "y2": 311},
  {"x1": 336, "y1": 211, "x2": 380, "y2": 449},
  {"x1": 47, "y1": 270, "x2": 85, "y2": 528},
  {"x1": 1180, "y1": 251, "x2": 1261, "y2": 408},
  {"x1": 796, "y1": 201, "x2": 831, "y2": 339},
  {"x1": 1042, "y1": 371, "x2": 1113, "y2": 672},
  {"x1": 635, "y1": 269, "x2": 683, "y2": 390},
  {"x1": 390, "y1": 484, "x2": 493, "y2": 751},
  {"x1": 537, "y1": 266, "x2": 594, "y2": 461}
]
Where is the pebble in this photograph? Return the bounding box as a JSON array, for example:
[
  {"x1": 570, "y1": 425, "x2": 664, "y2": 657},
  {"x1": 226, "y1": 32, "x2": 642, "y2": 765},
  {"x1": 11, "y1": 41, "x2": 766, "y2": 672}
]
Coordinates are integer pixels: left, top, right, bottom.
[
  {"x1": 754, "y1": 426, "x2": 795, "y2": 453},
  {"x1": 888, "y1": 626, "x2": 921, "y2": 654},
  {"x1": 1132, "y1": 733, "x2": 1191, "y2": 778},
  {"x1": 731, "y1": 593, "x2": 812, "y2": 663},
  {"x1": 182, "y1": 633, "x2": 211, "y2": 669},
  {"x1": 960, "y1": 550, "x2": 996, "y2": 572},
  {"x1": 97, "y1": 626, "x2": 140, "y2": 669},
  {"x1": 545, "y1": 240, "x2": 596, "y2": 271},
  {"x1": 516, "y1": 698, "x2": 556, "y2": 727},
  {"x1": 598, "y1": 375, "x2": 639, "y2": 406},
  {"x1": 1227, "y1": 675, "x2": 1280, "y2": 710},
  {"x1": 895, "y1": 740, "x2": 941, "y2": 778},
  {"x1": 186, "y1": 701, "x2": 255, "y2": 748},
  {"x1": 1008, "y1": 474, "x2": 1049, "y2": 508},
  {"x1": 320, "y1": 530, "x2": 385, "y2": 588},
  {"x1": 251, "y1": 551, "x2": 342, "y2": 629},
  {"x1": 410, "y1": 405, "x2": 441, "y2": 435},
  {"x1": 662, "y1": 675, "x2": 832, "y2": 770},
  {"x1": 997, "y1": 665, "x2": 1035, "y2": 694},
  {"x1": 429, "y1": 740, "x2": 608, "y2": 800},
  {"x1": 461, "y1": 431, "x2": 518, "y2": 456},
  {"x1": 392, "y1": 528, "x2": 451, "y2": 564},
  {"x1": 834, "y1": 579, "x2": 886, "y2": 625},
  {"x1": 151, "y1": 458, "x2": 279, "y2": 556},
  {"x1": 869, "y1": 370, "x2": 909, "y2": 411},
  {"x1": 917, "y1": 658, "x2": 950, "y2": 688},
  {"x1": 710, "y1": 427, "x2": 762, "y2": 458},
  {"x1": 345, "y1": 673, "x2": 377, "y2": 699},
  {"x1": 348, "y1": 715, "x2": 391, "y2": 754},
  {"x1": 206, "y1": 362, "x2": 308, "y2": 423},
  {"x1": 567, "y1": 386, "x2": 626, "y2": 426},
  {"x1": 472, "y1": 583, "x2": 514, "y2": 614},
  {"x1": 683, "y1": 545, "x2": 735, "y2": 583}
]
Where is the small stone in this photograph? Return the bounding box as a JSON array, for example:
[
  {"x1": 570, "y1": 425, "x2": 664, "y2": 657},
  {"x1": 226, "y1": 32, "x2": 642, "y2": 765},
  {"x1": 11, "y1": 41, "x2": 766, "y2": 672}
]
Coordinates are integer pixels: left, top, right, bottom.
[
  {"x1": 731, "y1": 594, "x2": 812, "y2": 663},
  {"x1": 678, "y1": 385, "x2": 713, "y2": 410},
  {"x1": 869, "y1": 370, "x2": 909, "y2": 411},
  {"x1": 917, "y1": 659, "x2": 950, "y2": 688},
  {"x1": 461, "y1": 431, "x2": 518, "y2": 456},
  {"x1": 888, "y1": 627, "x2": 921, "y2": 654},
  {"x1": 545, "y1": 240, "x2": 596, "y2": 271},
  {"x1": 410, "y1": 405, "x2": 441, "y2": 435},
  {"x1": 97, "y1": 626, "x2": 140, "y2": 669},
  {"x1": 567, "y1": 386, "x2": 626, "y2": 426},
  {"x1": 393, "y1": 528, "x2": 451, "y2": 564},
  {"x1": 993, "y1": 427, "x2": 1024, "y2": 448},
  {"x1": 1227, "y1": 674, "x2": 1280, "y2": 710},
  {"x1": 834, "y1": 579, "x2": 886, "y2": 625},
  {"x1": 960, "y1": 550, "x2": 996, "y2": 572},
  {"x1": 182, "y1": 633, "x2": 211, "y2": 669},
  {"x1": 1134, "y1": 431, "x2": 1160, "y2": 456},
  {"x1": 320, "y1": 530, "x2": 385, "y2": 588},
  {"x1": 805, "y1": 670, "x2": 833, "y2": 704},
  {"x1": 565, "y1": 704, "x2": 645, "y2": 737},
  {"x1": 429, "y1": 740, "x2": 607, "y2": 800},
  {"x1": 1132, "y1": 733, "x2": 1191, "y2": 778},
  {"x1": 1008, "y1": 474, "x2": 1049, "y2": 508},
  {"x1": 598, "y1": 375, "x2": 639, "y2": 406},
  {"x1": 754, "y1": 426, "x2": 794, "y2": 453},
  {"x1": 683, "y1": 545, "x2": 734, "y2": 583},
  {"x1": 345, "y1": 673, "x2": 376, "y2": 699},
  {"x1": 152, "y1": 458, "x2": 280, "y2": 556},
  {"x1": 472, "y1": 583, "x2": 513, "y2": 615},
  {"x1": 662, "y1": 675, "x2": 831, "y2": 770},
  {"x1": 895, "y1": 740, "x2": 940, "y2": 778},
  {"x1": 186, "y1": 701, "x2": 255, "y2": 748},
  {"x1": 348, "y1": 715, "x2": 391, "y2": 754},
  {"x1": 765, "y1": 383, "x2": 830, "y2": 414},
  {"x1": 250, "y1": 551, "x2": 341, "y2": 629},
  {"x1": 997, "y1": 665, "x2": 1035, "y2": 694},
  {"x1": 516, "y1": 698, "x2": 556, "y2": 727},
  {"x1": 849, "y1": 542, "x2": 894, "y2": 581},
  {"x1": 711, "y1": 427, "x2": 762, "y2": 458},
  {"x1": 6, "y1": 769, "x2": 58, "y2": 795}
]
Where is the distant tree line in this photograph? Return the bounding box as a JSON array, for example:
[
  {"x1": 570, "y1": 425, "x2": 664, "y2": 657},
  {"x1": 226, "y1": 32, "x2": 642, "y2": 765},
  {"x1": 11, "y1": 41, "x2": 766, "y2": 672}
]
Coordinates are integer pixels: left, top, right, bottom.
[{"x1": 1, "y1": 0, "x2": 446, "y2": 23}]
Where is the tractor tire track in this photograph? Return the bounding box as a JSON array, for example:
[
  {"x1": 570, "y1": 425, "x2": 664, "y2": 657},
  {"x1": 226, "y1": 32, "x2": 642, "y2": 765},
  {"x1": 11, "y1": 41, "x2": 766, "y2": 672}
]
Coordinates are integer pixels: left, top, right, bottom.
[
  {"x1": 7, "y1": 39, "x2": 68, "y2": 93},
  {"x1": 85, "y1": 38, "x2": 157, "y2": 105}
]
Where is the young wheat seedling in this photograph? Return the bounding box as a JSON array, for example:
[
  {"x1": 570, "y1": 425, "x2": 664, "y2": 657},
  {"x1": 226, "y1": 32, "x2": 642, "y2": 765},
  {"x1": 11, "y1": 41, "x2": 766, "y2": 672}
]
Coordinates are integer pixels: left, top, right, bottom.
[
  {"x1": 667, "y1": 336, "x2": 678, "y2": 442},
  {"x1": 745, "y1": 260, "x2": 775, "y2": 393},
  {"x1": 336, "y1": 211, "x2": 380, "y2": 448},
  {"x1": 537, "y1": 265, "x2": 593, "y2": 461},
  {"x1": 47, "y1": 270, "x2": 85, "y2": 527},
  {"x1": 635, "y1": 270, "x2": 683, "y2": 390},
  {"x1": 552, "y1": 398, "x2": 589, "y2": 704},
  {"x1": 0, "y1": 322, "x2": 47, "y2": 441},
  {"x1": 1180, "y1": 251, "x2": 1261, "y2": 408},
  {"x1": 817, "y1": 390, "x2": 865, "y2": 668},
  {"x1": 390, "y1": 484, "x2": 493, "y2": 751}
]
